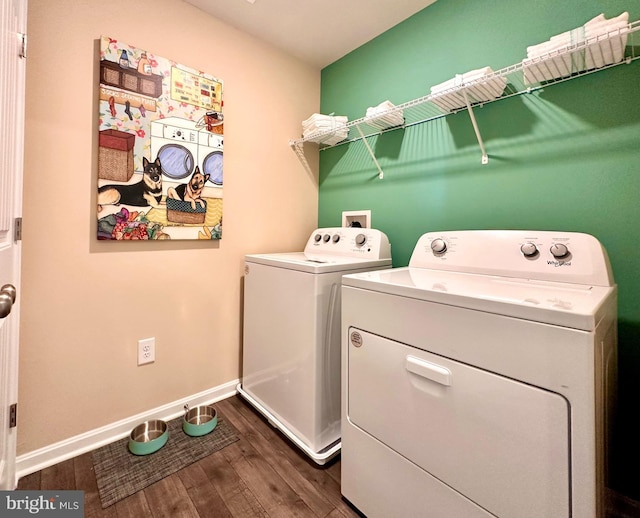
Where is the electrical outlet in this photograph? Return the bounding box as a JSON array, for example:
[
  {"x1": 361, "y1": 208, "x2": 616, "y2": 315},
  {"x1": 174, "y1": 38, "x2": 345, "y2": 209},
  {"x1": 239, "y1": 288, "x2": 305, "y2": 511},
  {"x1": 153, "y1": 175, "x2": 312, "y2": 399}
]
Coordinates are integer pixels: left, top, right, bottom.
[
  {"x1": 342, "y1": 210, "x2": 371, "y2": 229},
  {"x1": 138, "y1": 337, "x2": 155, "y2": 365}
]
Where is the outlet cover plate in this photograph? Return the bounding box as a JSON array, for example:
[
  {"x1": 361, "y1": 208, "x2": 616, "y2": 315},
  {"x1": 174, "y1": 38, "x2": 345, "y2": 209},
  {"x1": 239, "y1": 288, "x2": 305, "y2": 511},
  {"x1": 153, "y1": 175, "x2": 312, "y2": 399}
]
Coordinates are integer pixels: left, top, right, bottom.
[{"x1": 138, "y1": 337, "x2": 155, "y2": 365}]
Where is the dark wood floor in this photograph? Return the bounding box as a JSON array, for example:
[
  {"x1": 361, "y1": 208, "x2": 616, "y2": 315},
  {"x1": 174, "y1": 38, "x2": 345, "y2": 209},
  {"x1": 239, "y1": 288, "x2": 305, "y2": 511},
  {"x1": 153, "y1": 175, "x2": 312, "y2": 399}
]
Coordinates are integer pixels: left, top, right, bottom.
[
  {"x1": 16, "y1": 393, "x2": 640, "y2": 518},
  {"x1": 17, "y1": 395, "x2": 361, "y2": 518}
]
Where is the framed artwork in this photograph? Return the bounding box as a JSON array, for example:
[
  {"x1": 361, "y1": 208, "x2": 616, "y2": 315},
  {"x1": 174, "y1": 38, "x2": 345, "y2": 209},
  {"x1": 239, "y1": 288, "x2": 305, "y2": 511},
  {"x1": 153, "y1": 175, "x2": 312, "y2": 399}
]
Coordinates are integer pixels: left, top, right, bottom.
[{"x1": 97, "y1": 36, "x2": 223, "y2": 240}]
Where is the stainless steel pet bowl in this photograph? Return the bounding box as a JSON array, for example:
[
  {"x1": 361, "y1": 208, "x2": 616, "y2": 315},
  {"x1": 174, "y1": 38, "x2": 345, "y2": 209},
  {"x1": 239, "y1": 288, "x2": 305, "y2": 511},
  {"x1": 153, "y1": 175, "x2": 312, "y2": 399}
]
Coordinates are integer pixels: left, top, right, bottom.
[
  {"x1": 128, "y1": 419, "x2": 169, "y2": 455},
  {"x1": 183, "y1": 405, "x2": 218, "y2": 437}
]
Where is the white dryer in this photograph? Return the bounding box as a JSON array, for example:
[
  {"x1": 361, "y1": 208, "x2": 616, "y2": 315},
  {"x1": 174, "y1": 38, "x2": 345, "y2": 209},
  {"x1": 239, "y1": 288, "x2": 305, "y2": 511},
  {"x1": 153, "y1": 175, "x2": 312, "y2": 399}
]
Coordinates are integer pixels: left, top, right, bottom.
[
  {"x1": 197, "y1": 128, "x2": 223, "y2": 187},
  {"x1": 341, "y1": 230, "x2": 617, "y2": 518},
  {"x1": 239, "y1": 227, "x2": 391, "y2": 464}
]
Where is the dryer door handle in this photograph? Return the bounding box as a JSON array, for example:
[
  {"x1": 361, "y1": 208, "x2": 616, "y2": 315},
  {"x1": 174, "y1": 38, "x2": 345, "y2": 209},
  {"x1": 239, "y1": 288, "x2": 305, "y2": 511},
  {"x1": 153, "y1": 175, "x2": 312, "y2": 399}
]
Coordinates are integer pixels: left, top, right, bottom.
[{"x1": 406, "y1": 356, "x2": 452, "y2": 386}]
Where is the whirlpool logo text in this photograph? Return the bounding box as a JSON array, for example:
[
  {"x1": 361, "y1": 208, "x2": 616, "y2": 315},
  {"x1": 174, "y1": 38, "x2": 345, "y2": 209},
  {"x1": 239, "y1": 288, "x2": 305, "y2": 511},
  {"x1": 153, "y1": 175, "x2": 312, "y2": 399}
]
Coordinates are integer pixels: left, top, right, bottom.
[{"x1": 547, "y1": 260, "x2": 572, "y2": 267}]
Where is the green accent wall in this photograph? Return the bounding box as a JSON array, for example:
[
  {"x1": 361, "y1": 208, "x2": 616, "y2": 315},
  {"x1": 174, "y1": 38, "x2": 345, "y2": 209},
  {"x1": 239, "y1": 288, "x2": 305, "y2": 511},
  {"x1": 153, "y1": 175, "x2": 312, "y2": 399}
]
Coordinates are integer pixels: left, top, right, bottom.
[{"x1": 318, "y1": 0, "x2": 640, "y2": 500}]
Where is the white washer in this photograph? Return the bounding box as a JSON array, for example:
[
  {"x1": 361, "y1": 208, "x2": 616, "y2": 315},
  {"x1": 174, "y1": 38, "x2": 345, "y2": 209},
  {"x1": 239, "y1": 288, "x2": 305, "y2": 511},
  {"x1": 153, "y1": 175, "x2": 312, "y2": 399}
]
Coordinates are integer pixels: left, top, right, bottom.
[
  {"x1": 239, "y1": 227, "x2": 392, "y2": 464},
  {"x1": 150, "y1": 117, "x2": 199, "y2": 179},
  {"x1": 341, "y1": 230, "x2": 617, "y2": 518},
  {"x1": 150, "y1": 117, "x2": 223, "y2": 182}
]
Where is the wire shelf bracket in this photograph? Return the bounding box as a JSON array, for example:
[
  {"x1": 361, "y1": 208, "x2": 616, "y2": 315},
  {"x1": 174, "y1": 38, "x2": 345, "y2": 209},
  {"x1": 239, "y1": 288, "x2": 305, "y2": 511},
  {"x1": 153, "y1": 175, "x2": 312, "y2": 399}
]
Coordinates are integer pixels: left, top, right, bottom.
[
  {"x1": 461, "y1": 89, "x2": 489, "y2": 165},
  {"x1": 355, "y1": 125, "x2": 385, "y2": 179}
]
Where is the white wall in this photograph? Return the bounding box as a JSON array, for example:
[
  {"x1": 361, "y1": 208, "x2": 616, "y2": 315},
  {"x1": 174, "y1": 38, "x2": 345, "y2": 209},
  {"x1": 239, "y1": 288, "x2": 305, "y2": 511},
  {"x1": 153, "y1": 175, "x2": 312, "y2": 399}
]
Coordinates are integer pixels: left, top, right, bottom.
[{"x1": 18, "y1": 0, "x2": 319, "y2": 455}]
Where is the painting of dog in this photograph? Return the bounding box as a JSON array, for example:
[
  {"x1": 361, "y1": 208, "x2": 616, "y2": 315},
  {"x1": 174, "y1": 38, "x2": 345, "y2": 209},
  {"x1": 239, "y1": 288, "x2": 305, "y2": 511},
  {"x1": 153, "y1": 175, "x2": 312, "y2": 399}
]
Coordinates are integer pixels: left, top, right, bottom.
[
  {"x1": 98, "y1": 157, "x2": 164, "y2": 210},
  {"x1": 167, "y1": 166, "x2": 210, "y2": 210}
]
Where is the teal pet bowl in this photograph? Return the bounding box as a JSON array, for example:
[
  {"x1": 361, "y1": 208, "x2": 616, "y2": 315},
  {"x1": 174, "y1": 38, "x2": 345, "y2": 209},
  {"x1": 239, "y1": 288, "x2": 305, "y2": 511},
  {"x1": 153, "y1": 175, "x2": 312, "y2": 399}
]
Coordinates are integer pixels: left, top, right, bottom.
[
  {"x1": 183, "y1": 405, "x2": 218, "y2": 437},
  {"x1": 128, "y1": 419, "x2": 169, "y2": 455}
]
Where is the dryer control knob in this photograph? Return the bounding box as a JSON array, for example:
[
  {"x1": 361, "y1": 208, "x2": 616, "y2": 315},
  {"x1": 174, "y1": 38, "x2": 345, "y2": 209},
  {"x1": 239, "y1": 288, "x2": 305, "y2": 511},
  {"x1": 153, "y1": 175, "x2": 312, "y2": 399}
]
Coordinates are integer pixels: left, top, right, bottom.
[
  {"x1": 355, "y1": 234, "x2": 367, "y2": 246},
  {"x1": 431, "y1": 238, "x2": 447, "y2": 254},
  {"x1": 520, "y1": 242, "x2": 538, "y2": 257},
  {"x1": 314, "y1": 234, "x2": 322, "y2": 242},
  {"x1": 323, "y1": 234, "x2": 331, "y2": 243},
  {"x1": 332, "y1": 234, "x2": 340, "y2": 243},
  {"x1": 550, "y1": 243, "x2": 569, "y2": 258}
]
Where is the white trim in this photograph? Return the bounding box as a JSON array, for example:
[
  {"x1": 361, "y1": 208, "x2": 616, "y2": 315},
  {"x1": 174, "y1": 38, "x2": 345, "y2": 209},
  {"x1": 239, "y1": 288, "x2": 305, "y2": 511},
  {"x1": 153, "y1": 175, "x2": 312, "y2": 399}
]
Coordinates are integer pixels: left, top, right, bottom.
[{"x1": 15, "y1": 379, "x2": 239, "y2": 481}]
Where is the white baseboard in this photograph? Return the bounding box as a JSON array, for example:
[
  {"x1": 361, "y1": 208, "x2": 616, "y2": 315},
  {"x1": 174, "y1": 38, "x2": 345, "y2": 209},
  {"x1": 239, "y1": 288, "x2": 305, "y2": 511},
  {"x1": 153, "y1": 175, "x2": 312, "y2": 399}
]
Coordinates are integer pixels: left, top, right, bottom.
[{"x1": 15, "y1": 379, "x2": 239, "y2": 482}]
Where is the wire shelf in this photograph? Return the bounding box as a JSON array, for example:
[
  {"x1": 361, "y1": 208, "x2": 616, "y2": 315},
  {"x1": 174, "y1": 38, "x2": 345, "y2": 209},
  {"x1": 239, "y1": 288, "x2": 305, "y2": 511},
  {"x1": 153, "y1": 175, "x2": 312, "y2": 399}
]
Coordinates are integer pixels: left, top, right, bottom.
[{"x1": 290, "y1": 18, "x2": 640, "y2": 171}]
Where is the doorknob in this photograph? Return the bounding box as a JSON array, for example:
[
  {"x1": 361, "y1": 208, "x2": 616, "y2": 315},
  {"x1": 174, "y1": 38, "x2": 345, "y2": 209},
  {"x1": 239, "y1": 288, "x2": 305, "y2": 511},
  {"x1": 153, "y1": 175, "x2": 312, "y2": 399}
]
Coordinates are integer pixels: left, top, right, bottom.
[{"x1": 0, "y1": 284, "x2": 17, "y2": 319}]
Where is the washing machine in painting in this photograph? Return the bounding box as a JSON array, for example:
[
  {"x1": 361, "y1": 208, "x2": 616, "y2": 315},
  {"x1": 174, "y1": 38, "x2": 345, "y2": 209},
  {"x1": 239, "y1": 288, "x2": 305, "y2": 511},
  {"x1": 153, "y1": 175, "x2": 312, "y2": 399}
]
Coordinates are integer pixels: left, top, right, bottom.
[
  {"x1": 150, "y1": 117, "x2": 199, "y2": 180},
  {"x1": 198, "y1": 129, "x2": 223, "y2": 186}
]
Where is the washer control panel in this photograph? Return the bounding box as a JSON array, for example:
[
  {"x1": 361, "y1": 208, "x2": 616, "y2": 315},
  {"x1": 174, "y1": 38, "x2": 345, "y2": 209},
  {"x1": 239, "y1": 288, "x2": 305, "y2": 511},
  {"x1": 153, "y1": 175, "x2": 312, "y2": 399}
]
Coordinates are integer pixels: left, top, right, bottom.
[
  {"x1": 150, "y1": 117, "x2": 199, "y2": 143},
  {"x1": 408, "y1": 230, "x2": 613, "y2": 286},
  {"x1": 305, "y1": 227, "x2": 391, "y2": 260}
]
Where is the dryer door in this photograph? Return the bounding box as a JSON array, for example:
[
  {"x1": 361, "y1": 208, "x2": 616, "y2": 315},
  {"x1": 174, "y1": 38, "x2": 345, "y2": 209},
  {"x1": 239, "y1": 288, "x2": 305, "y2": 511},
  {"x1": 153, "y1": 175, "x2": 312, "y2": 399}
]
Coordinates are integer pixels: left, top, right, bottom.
[
  {"x1": 202, "y1": 150, "x2": 223, "y2": 185},
  {"x1": 346, "y1": 327, "x2": 570, "y2": 518},
  {"x1": 156, "y1": 144, "x2": 194, "y2": 179}
]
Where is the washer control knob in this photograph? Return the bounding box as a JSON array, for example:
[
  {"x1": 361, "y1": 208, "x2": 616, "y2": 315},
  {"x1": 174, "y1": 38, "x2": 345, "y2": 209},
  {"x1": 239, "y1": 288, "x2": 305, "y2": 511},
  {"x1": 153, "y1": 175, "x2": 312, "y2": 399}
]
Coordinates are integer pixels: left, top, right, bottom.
[
  {"x1": 431, "y1": 238, "x2": 447, "y2": 254},
  {"x1": 332, "y1": 234, "x2": 340, "y2": 243},
  {"x1": 314, "y1": 234, "x2": 322, "y2": 242},
  {"x1": 550, "y1": 243, "x2": 569, "y2": 258},
  {"x1": 323, "y1": 234, "x2": 331, "y2": 243},
  {"x1": 355, "y1": 234, "x2": 367, "y2": 246},
  {"x1": 520, "y1": 242, "x2": 538, "y2": 257}
]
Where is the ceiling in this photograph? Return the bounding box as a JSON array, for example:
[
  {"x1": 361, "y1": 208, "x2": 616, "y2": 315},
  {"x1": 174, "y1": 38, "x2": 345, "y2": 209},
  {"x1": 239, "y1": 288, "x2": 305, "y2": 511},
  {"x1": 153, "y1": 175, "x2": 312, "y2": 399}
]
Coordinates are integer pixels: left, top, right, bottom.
[{"x1": 183, "y1": 0, "x2": 438, "y2": 68}]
